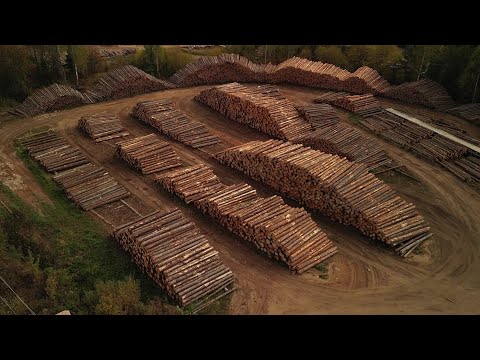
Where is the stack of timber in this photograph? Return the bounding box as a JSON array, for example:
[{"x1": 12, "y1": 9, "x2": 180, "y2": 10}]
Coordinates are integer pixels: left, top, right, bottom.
[
  {"x1": 446, "y1": 103, "x2": 480, "y2": 125},
  {"x1": 296, "y1": 123, "x2": 392, "y2": 171},
  {"x1": 77, "y1": 113, "x2": 129, "y2": 142},
  {"x1": 115, "y1": 134, "x2": 182, "y2": 174},
  {"x1": 194, "y1": 82, "x2": 312, "y2": 141},
  {"x1": 96, "y1": 48, "x2": 136, "y2": 58},
  {"x1": 314, "y1": 91, "x2": 351, "y2": 103},
  {"x1": 295, "y1": 104, "x2": 340, "y2": 129},
  {"x1": 156, "y1": 164, "x2": 337, "y2": 273},
  {"x1": 440, "y1": 155, "x2": 480, "y2": 183},
  {"x1": 10, "y1": 84, "x2": 93, "y2": 117},
  {"x1": 215, "y1": 140, "x2": 431, "y2": 254},
  {"x1": 53, "y1": 163, "x2": 130, "y2": 210},
  {"x1": 410, "y1": 136, "x2": 468, "y2": 160},
  {"x1": 169, "y1": 54, "x2": 391, "y2": 94},
  {"x1": 84, "y1": 65, "x2": 175, "y2": 102},
  {"x1": 112, "y1": 208, "x2": 234, "y2": 306},
  {"x1": 430, "y1": 119, "x2": 480, "y2": 146},
  {"x1": 131, "y1": 99, "x2": 222, "y2": 148},
  {"x1": 315, "y1": 93, "x2": 383, "y2": 116},
  {"x1": 382, "y1": 79, "x2": 455, "y2": 111},
  {"x1": 20, "y1": 130, "x2": 89, "y2": 172}
]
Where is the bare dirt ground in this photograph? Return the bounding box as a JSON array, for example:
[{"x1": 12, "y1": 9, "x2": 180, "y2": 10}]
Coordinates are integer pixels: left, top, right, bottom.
[{"x1": 1, "y1": 85, "x2": 480, "y2": 314}]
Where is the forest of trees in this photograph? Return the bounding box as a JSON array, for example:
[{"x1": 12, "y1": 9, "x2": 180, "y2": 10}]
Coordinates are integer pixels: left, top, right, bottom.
[{"x1": 1, "y1": 45, "x2": 479, "y2": 108}]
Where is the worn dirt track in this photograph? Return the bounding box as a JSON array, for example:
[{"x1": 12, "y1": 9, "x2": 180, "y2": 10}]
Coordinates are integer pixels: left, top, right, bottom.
[{"x1": 1, "y1": 85, "x2": 479, "y2": 314}]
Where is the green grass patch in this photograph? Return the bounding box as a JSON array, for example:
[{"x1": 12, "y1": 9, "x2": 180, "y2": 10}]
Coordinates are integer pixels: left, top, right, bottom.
[
  {"x1": 0, "y1": 140, "x2": 187, "y2": 314},
  {"x1": 348, "y1": 113, "x2": 363, "y2": 124},
  {"x1": 181, "y1": 46, "x2": 225, "y2": 57},
  {"x1": 315, "y1": 261, "x2": 330, "y2": 280}
]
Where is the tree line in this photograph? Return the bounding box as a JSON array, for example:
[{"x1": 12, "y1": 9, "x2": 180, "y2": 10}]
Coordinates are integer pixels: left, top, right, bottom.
[{"x1": 1, "y1": 45, "x2": 479, "y2": 106}]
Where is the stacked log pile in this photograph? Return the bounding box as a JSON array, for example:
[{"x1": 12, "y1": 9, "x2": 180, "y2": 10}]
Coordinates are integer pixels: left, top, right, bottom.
[
  {"x1": 20, "y1": 130, "x2": 89, "y2": 172},
  {"x1": 53, "y1": 163, "x2": 130, "y2": 210},
  {"x1": 112, "y1": 208, "x2": 234, "y2": 306},
  {"x1": 131, "y1": 99, "x2": 222, "y2": 148},
  {"x1": 156, "y1": 164, "x2": 337, "y2": 273},
  {"x1": 215, "y1": 140, "x2": 431, "y2": 254},
  {"x1": 77, "y1": 114, "x2": 129, "y2": 142},
  {"x1": 314, "y1": 91, "x2": 351, "y2": 103},
  {"x1": 440, "y1": 155, "x2": 480, "y2": 183},
  {"x1": 169, "y1": 54, "x2": 391, "y2": 94},
  {"x1": 410, "y1": 136, "x2": 468, "y2": 160},
  {"x1": 85, "y1": 65, "x2": 175, "y2": 102},
  {"x1": 315, "y1": 93, "x2": 383, "y2": 116},
  {"x1": 382, "y1": 79, "x2": 455, "y2": 111},
  {"x1": 446, "y1": 103, "x2": 480, "y2": 125},
  {"x1": 430, "y1": 119, "x2": 480, "y2": 145},
  {"x1": 96, "y1": 48, "x2": 136, "y2": 58},
  {"x1": 297, "y1": 123, "x2": 391, "y2": 171},
  {"x1": 295, "y1": 104, "x2": 340, "y2": 129},
  {"x1": 11, "y1": 84, "x2": 93, "y2": 117},
  {"x1": 115, "y1": 134, "x2": 182, "y2": 174},
  {"x1": 194, "y1": 82, "x2": 312, "y2": 141}
]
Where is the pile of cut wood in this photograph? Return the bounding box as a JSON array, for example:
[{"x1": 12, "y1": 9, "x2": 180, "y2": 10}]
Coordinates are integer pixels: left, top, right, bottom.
[
  {"x1": 96, "y1": 48, "x2": 136, "y2": 58},
  {"x1": 446, "y1": 103, "x2": 480, "y2": 125},
  {"x1": 115, "y1": 134, "x2": 182, "y2": 174},
  {"x1": 315, "y1": 93, "x2": 383, "y2": 116},
  {"x1": 131, "y1": 99, "x2": 222, "y2": 148},
  {"x1": 297, "y1": 122, "x2": 392, "y2": 171},
  {"x1": 169, "y1": 54, "x2": 391, "y2": 94},
  {"x1": 156, "y1": 164, "x2": 337, "y2": 273},
  {"x1": 112, "y1": 208, "x2": 235, "y2": 306},
  {"x1": 439, "y1": 155, "x2": 480, "y2": 183},
  {"x1": 53, "y1": 163, "x2": 130, "y2": 210},
  {"x1": 10, "y1": 84, "x2": 93, "y2": 117},
  {"x1": 85, "y1": 65, "x2": 175, "y2": 102},
  {"x1": 216, "y1": 140, "x2": 431, "y2": 255},
  {"x1": 77, "y1": 113, "x2": 129, "y2": 142},
  {"x1": 20, "y1": 130, "x2": 89, "y2": 172},
  {"x1": 430, "y1": 119, "x2": 480, "y2": 145},
  {"x1": 195, "y1": 83, "x2": 312, "y2": 141},
  {"x1": 296, "y1": 104, "x2": 340, "y2": 129},
  {"x1": 410, "y1": 136, "x2": 468, "y2": 160},
  {"x1": 382, "y1": 79, "x2": 455, "y2": 111}
]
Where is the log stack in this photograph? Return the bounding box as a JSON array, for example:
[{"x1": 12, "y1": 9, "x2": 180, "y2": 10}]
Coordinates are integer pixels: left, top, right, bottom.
[
  {"x1": 84, "y1": 65, "x2": 176, "y2": 102},
  {"x1": 440, "y1": 155, "x2": 480, "y2": 183},
  {"x1": 296, "y1": 123, "x2": 392, "y2": 171},
  {"x1": 430, "y1": 119, "x2": 480, "y2": 145},
  {"x1": 410, "y1": 136, "x2": 468, "y2": 161},
  {"x1": 112, "y1": 208, "x2": 235, "y2": 306},
  {"x1": 132, "y1": 99, "x2": 223, "y2": 148},
  {"x1": 11, "y1": 84, "x2": 93, "y2": 117},
  {"x1": 216, "y1": 140, "x2": 431, "y2": 254},
  {"x1": 169, "y1": 54, "x2": 391, "y2": 94},
  {"x1": 315, "y1": 93, "x2": 383, "y2": 116},
  {"x1": 382, "y1": 79, "x2": 455, "y2": 111},
  {"x1": 446, "y1": 103, "x2": 480, "y2": 125},
  {"x1": 53, "y1": 163, "x2": 130, "y2": 210},
  {"x1": 20, "y1": 130, "x2": 89, "y2": 172},
  {"x1": 115, "y1": 134, "x2": 182, "y2": 174},
  {"x1": 295, "y1": 104, "x2": 340, "y2": 129},
  {"x1": 77, "y1": 113, "x2": 129, "y2": 142},
  {"x1": 96, "y1": 48, "x2": 136, "y2": 58},
  {"x1": 156, "y1": 164, "x2": 337, "y2": 273},
  {"x1": 195, "y1": 82, "x2": 312, "y2": 141}
]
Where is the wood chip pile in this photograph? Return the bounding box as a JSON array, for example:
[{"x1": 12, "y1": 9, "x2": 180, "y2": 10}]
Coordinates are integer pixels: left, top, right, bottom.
[
  {"x1": 77, "y1": 113, "x2": 129, "y2": 142},
  {"x1": 20, "y1": 130, "x2": 89, "y2": 172},
  {"x1": 112, "y1": 208, "x2": 234, "y2": 306},
  {"x1": 53, "y1": 163, "x2": 130, "y2": 210},
  {"x1": 382, "y1": 79, "x2": 455, "y2": 111},
  {"x1": 216, "y1": 140, "x2": 432, "y2": 254},
  {"x1": 132, "y1": 99, "x2": 222, "y2": 148},
  {"x1": 156, "y1": 164, "x2": 337, "y2": 272},
  {"x1": 194, "y1": 82, "x2": 312, "y2": 141},
  {"x1": 115, "y1": 134, "x2": 182, "y2": 174}
]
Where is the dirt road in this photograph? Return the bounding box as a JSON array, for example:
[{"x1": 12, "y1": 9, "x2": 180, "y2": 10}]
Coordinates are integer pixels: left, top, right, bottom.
[{"x1": 1, "y1": 85, "x2": 479, "y2": 314}]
